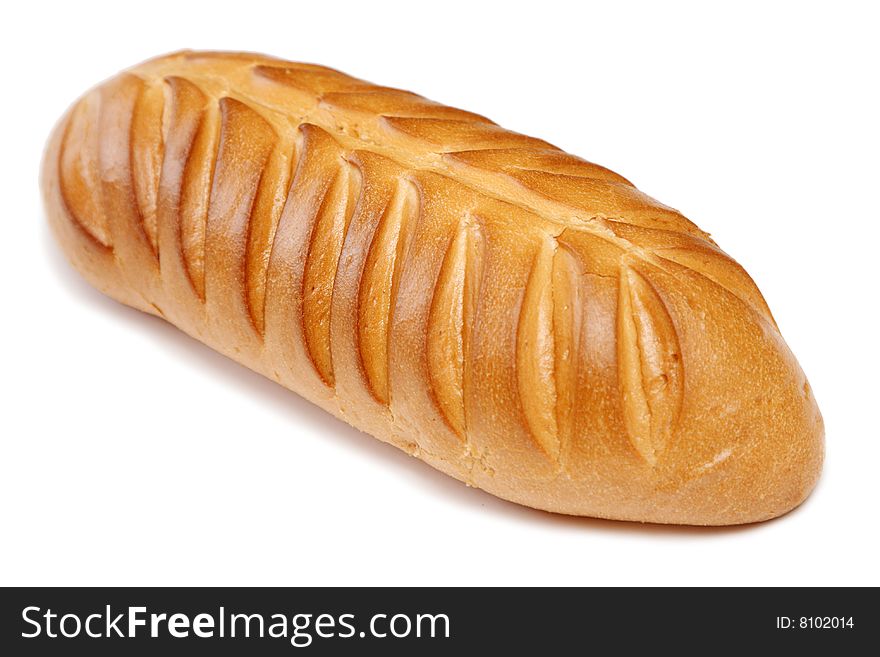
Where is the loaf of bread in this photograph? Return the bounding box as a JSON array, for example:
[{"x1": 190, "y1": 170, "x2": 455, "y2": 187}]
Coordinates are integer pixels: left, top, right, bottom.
[{"x1": 41, "y1": 51, "x2": 823, "y2": 525}]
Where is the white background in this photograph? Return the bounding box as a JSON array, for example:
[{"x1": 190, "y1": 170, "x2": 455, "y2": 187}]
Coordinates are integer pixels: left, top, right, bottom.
[{"x1": 1, "y1": 0, "x2": 877, "y2": 586}]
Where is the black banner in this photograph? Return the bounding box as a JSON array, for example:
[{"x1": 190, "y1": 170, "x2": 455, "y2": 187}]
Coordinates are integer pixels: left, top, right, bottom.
[{"x1": 0, "y1": 587, "x2": 873, "y2": 654}]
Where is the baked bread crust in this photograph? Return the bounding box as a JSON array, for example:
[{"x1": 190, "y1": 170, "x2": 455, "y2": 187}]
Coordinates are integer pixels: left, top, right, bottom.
[{"x1": 41, "y1": 51, "x2": 823, "y2": 525}]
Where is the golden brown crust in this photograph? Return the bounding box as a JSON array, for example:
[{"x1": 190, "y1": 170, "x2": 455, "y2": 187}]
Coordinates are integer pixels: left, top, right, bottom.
[{"x1": 41, "y1": 50, "x2": 824, "y2": 525}]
